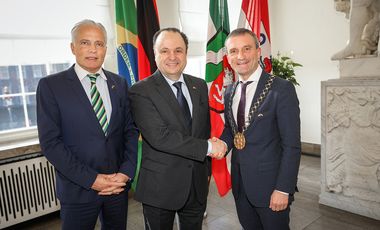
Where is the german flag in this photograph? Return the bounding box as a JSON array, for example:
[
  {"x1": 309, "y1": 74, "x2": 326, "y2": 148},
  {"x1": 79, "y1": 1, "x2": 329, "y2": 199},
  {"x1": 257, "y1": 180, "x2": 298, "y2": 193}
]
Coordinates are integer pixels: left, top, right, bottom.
[{"x1": 137, "y1": 0, "x2": 160, "y2": 80}]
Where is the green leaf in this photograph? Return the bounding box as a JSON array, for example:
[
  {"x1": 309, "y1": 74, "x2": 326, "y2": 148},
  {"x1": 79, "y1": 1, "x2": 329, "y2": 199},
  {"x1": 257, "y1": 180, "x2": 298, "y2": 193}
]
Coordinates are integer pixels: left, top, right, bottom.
[
  {"x1": 292, "y1": 63, "x2": 303, "y2": 67},
  {"x1": 272, "y1": 53, "x2": 302, "y2": 86}
]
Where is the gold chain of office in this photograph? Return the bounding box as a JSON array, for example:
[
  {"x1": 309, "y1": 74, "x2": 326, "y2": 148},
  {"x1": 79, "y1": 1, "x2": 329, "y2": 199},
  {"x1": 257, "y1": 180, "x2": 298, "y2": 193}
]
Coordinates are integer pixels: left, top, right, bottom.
[{"x1": 227, "y1": 75, "x2": 275, "y2": 150}]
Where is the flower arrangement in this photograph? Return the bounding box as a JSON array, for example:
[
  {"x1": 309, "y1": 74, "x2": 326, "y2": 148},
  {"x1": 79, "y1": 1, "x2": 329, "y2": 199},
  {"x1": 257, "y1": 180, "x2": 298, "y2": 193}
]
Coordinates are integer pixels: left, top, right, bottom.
[{"x1": 271, "y1": 53, "x2": 302, "y2": 86}]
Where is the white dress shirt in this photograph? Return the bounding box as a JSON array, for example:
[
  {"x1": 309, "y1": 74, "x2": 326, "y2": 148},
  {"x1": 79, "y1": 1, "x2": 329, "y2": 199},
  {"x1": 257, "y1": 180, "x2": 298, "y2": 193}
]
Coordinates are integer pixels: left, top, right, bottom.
[
  {"x1": 74, "y1": 64, "x2": 112, "y2": 123},
  {"x1": 232, "y1": 66, "x2": 262, "y2": 124},
  {"x1": 162, "y1": 74, "x2": 193, "y2": 116}
]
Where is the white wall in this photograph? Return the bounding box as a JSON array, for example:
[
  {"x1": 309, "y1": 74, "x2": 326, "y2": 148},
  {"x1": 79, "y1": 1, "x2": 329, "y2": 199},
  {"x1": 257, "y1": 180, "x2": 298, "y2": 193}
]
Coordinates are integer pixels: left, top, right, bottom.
[
  {"x1": 0, "y1": 0, "x2": 115, "y2": 68},
  {"x1": 268, "y1": 0, "x2": 348, "y2": 144},
  {"x1": 157, "y1": 0, "x2": 349, "y2": 145},
  {"x1": 0, "y1": 0, "x2": 350, "y2": 145}
]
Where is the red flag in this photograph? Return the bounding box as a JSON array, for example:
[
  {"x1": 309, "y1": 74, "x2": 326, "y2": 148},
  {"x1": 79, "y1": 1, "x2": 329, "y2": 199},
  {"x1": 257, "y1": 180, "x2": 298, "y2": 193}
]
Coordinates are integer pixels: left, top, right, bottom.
[
  {"x1": 137, "y1": 0, "x2": 160, "y2": 80},
  {"x1": 238, "y1": 0, "x2": 272, "y2": 73}
]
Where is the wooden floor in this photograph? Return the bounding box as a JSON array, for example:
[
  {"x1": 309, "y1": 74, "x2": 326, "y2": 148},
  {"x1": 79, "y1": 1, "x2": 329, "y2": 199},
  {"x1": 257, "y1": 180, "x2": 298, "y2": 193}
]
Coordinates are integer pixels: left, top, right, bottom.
[{"x1": 5, "y1": 155, "x2": 380, "y2": 230}]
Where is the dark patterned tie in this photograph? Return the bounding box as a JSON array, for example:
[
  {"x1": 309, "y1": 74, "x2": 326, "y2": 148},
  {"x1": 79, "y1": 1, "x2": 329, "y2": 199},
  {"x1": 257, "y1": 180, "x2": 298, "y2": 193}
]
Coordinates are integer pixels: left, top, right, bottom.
[
  {"x1": 173, "y1": 82, "x2": 192, "y2": 130},
  {"x1": 237, "y1": 81, "x2": 253, "y2": 132},
  {"x1": 88, "y1": 74, "x2": 109, "y2": 135}
]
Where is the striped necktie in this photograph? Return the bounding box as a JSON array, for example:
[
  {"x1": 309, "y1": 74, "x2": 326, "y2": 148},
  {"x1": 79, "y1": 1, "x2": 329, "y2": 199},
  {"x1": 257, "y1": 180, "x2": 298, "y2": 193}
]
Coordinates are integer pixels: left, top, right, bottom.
[{"x1": 88, "y1": 74, "x2": 109, "y2": 135}]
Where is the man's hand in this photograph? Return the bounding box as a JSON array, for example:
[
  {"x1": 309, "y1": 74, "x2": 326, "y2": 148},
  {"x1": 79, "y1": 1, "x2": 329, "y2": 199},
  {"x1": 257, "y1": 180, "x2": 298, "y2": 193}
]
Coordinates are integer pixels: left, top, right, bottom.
[
  {"x1": 269, "y1": 190, "x2": 289, "y2": 211},
  {"x1": 98, "y1": 173, "x2": 130, "y2": 195},
  {"x1": 209, "y1": 137, "x2": 227, "y2": 159},
  {"x1": 109, "y1": 172, "x2": 130, "y2": 183},
  {"x1": 91, "y1": 173, "x2": 126, "y2": 193}
]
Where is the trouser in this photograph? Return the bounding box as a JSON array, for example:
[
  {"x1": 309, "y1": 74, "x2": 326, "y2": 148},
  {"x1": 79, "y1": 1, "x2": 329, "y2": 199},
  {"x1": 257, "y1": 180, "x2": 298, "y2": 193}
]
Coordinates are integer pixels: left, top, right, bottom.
[
  {"x1": 60, "y1": 191, "x2": 128, "y2": 230},
  {"x1": 143, "y1": 179, "x2": 206, "y2": 230}
]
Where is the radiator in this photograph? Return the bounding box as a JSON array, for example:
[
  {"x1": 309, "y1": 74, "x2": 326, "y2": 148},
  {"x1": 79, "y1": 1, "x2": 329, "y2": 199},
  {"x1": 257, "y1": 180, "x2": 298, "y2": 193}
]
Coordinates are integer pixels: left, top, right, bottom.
[{"x1": 0, "y1": 156, "x2": 60, "y2": 229}]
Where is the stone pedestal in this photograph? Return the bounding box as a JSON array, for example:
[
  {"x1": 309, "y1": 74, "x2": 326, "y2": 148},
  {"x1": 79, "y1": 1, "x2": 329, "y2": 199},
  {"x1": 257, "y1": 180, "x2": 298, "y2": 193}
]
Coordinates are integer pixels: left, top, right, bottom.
[
  {"x1": 339, "y1": 56, "x2": 380, "y2": 78},
  {"x1": 320, "y1": 58, "x2": 380, "y2": 220}
]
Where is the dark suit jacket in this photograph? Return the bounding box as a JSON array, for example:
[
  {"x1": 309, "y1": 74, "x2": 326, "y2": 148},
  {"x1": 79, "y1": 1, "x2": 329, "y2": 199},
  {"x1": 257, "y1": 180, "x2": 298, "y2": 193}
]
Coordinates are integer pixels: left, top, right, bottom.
[
  {"x1": 129, "y1": 70, "x2": 210, "y2": 210},
  {"x1": 37, "y1": 65, "x2": 138, "y2": 203},
  {"x1": 220, "y1": 71, "x2": 301, "y2": 207}
]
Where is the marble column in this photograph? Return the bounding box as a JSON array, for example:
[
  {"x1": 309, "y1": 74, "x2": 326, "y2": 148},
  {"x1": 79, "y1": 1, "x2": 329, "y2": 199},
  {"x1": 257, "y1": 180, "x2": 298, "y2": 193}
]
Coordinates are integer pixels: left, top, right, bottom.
[{"x1": 320, "y1": 57, "x2": 380, "y2": 220}]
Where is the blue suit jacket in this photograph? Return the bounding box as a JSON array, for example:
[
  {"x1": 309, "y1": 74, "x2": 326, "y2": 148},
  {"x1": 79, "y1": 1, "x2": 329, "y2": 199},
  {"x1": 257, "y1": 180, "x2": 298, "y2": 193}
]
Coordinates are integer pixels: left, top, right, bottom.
[
  {"x1": 37, "y1": 65, "x2": 138, "y2": 203},
  {"x1": 220, "y1": 71, "x2": 301, "y2": 207}
]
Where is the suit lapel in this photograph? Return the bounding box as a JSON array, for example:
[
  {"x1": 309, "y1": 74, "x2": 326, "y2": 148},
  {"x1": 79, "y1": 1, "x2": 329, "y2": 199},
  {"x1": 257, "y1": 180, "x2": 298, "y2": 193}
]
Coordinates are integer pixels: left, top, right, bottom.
[
  {"x1": 246, "y1": 71, "x2": 271, "y2": 130},
  {"x1": 226, "y1": 81, "x2": 239, "y2": 132},
  {"x1": 224, "y1": 71, "x2": 271, "y2": 134},
  {"x1": 66, "y1": 66, "x2": 113, "y2": 136},
  {"x1": 66, "y1": 67, "x2": 101, "y2": 130},
  {"x1": 153, "y1": 71, "x2": 188, "y2": 130},
  {"x1": 184, "y1": 75, "x2": 199, "y2": 134},
  {"x1": 249, "y1": 71, "x2": 268, "y2": 109},
  {"x1": 104, "y1": 71, "x2": 119, "y2": 136},
  {"x1": 153, "y1": 70, "x2": 185, "y2": 124}
]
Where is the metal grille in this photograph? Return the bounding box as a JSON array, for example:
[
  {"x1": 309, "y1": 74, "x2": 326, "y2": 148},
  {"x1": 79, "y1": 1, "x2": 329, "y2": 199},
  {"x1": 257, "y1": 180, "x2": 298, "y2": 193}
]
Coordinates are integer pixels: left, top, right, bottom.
[{"x1": 0, "y1": 156, "x2": 60, "y2": 229}]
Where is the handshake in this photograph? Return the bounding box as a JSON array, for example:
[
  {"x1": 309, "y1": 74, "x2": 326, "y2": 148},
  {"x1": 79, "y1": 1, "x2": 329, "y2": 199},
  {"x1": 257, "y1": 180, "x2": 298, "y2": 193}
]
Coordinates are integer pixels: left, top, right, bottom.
[{"x1": 208, "y1": 137, "x2": 227, "y2": 160}]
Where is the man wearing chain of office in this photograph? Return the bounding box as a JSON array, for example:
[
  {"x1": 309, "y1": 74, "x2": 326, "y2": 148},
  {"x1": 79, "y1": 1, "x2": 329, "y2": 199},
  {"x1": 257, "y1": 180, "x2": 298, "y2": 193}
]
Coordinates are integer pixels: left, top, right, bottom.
[{"x1": 219, "y1": 28, "x2": 301, "y2": 230}]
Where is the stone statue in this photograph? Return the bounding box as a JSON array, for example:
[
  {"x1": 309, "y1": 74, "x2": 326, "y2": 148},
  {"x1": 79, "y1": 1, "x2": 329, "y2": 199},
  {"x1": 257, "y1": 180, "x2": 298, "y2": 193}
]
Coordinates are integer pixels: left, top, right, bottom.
[
  {"x1": 335, "y1": 0, "x2": 351, "y2": 18},
  {"x1": 332, "y1": 0, "x2": 380, "y2": 60}
]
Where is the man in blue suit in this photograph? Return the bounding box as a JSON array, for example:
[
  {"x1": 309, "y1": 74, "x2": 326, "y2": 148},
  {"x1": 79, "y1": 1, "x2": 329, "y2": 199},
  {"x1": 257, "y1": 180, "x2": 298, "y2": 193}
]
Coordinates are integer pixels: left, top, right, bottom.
[
  {"x1": 220, "y1": 28, "x2": 301, "y2": 230},
  {"x1": 37, "y1": 19, "x2": 138, "y2": 230}
]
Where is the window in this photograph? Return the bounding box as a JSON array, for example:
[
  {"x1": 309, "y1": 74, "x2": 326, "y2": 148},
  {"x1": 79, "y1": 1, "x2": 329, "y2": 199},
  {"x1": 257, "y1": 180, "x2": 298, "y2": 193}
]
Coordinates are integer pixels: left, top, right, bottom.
[
  {"x1": 0, "y1": 63, "x2": 71, "y2": 132},
  {"x1": 0, "y1": 1, "x2": 114, "y2": 147}
]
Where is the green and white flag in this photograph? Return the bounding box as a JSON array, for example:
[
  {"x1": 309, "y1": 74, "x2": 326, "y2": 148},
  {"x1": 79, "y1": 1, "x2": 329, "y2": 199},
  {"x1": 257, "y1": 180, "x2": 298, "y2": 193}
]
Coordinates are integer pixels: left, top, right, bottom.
[{"x1": 205, "y1": 0, "x2": 235, "y2": 197}]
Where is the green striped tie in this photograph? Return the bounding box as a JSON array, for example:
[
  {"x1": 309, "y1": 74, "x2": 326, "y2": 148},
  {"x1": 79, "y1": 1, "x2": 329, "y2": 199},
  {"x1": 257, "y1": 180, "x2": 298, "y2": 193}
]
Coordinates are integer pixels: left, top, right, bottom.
[{"x1": 88, "y1": 74, "x2": 109, "y2": 135}]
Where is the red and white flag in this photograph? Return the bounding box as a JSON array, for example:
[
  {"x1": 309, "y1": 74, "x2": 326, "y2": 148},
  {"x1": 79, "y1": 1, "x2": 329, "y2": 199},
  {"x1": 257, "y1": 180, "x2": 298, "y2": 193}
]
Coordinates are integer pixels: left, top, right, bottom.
[{"x1": 238, "y1": 0, "x2": 272, "y2": 73}]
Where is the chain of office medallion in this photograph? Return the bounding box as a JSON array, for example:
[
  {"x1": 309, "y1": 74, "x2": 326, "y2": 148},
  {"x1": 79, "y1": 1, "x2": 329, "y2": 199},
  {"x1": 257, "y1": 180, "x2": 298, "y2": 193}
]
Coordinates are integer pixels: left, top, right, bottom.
[{"x1": 227, "y1": 75, "x2": 275, "y2": 135}]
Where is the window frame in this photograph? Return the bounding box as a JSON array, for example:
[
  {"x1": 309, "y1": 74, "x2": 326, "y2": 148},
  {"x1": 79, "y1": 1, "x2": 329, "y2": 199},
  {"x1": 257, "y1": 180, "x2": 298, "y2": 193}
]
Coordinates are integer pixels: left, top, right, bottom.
[{"x1": 0, "y1": 62, "x2": 71, "y2": 149}]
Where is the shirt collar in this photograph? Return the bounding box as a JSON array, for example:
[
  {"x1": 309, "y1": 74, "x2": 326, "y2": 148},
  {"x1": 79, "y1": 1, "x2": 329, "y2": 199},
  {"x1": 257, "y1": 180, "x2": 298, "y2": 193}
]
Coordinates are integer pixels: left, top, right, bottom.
[
  {"x1": 162, "y1": 73, "x2": 186, "y2": 87},
  {"x1": 238, "y1": 66, "x2": 262, "y2": 84},
  {"x1": 74, "y1": 64, "x2": 107, "y2": 81}
]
